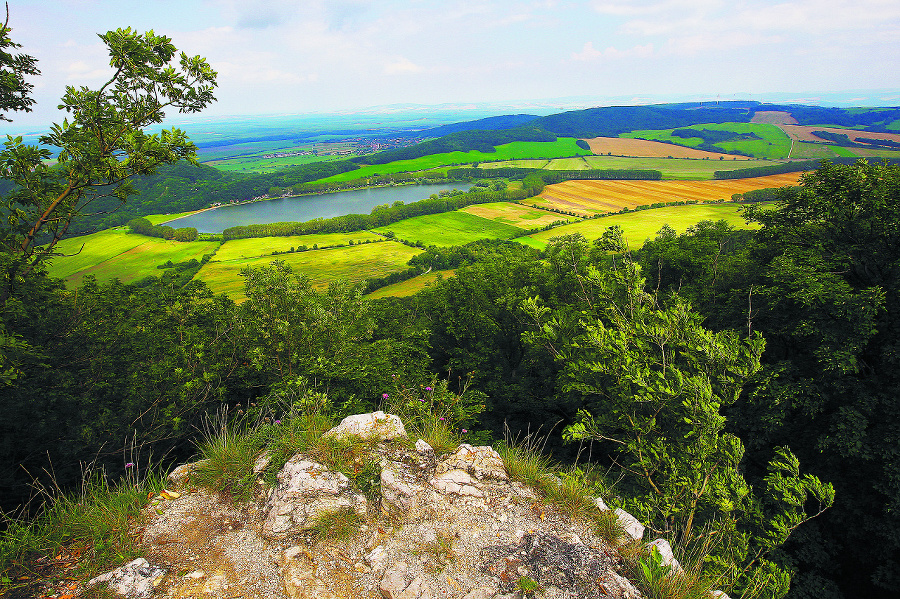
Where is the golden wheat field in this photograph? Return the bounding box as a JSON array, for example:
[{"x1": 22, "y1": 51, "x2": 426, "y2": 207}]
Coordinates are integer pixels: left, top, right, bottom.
[
  {"x1": 583, "y1": 136, "x2": 753, "y2": 160},
  {"x1": 527, "y1": 173, "x2": 803, "y2": 215}
]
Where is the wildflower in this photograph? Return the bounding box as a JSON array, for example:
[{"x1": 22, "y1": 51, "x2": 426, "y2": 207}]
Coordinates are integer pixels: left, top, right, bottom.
[
  {"x1": 439, "y1": 417, "x2": 445, "y2": 421},
  {"x1": 425, "y1": 387, "x2": 433, "y2": 391},
  {"x1": 461, "y1": 429, "x2": 468, "y2": 433},
  {"x1": 382, "y1": 393, "x2": 390, "y2": 399},
  {"x1": 274, "y1": 420, "x2": 282, "y2": 425},
  {"x1": 125, "y1": 462, "x2": 135, "y2": 468}
]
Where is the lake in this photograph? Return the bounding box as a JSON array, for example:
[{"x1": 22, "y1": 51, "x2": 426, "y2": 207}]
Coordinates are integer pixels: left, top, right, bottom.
[{"x1": 164, "y1": 183, "x2": 468, "y2": 234}]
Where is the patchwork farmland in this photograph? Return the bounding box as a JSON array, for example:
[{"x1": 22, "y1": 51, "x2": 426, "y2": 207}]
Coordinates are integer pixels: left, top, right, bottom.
[
  {"x1": 526, "y1": 173, "x2": 802, "y2": 215},
  {"x1": 582, "y1": 136, "x2": 753, "y2": 160}
]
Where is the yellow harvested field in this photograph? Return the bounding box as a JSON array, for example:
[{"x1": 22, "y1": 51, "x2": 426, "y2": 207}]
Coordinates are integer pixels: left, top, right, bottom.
[
  {"x1": 528, "y1": 173, "x2": 803, "y2": 215},
  {"x1": 583, "y1": 137, "x2": 753, "y2": 160},
  {"x1": 460, "y1": 202, "x2": 575, "y2": 228}
]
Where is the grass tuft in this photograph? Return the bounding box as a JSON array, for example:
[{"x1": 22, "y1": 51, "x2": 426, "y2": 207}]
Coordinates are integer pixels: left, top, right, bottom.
[{"x1": 309, "y1": 508, "x2": 365, "y2": 540}]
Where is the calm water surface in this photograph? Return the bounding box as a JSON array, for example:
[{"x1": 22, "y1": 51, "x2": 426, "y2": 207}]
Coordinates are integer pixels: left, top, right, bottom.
[{"x1": 165, "y1": 183, "x2": 467, "y2": 234}]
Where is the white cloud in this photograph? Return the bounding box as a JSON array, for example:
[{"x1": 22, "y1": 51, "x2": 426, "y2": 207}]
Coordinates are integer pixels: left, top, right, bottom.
[
  {"x1": 571, "y1": 41, "x2": 654, "y2": 61},
  {"x1": 384, "y1": 57, "x2": 424, "y2": 75}
]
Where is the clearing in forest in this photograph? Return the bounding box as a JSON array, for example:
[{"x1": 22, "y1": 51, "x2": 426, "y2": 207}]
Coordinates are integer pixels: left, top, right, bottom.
[
  {"x1": 459, "y1": 202, "x2": 576, "y2": 228},
  {"x1": 195, "y1": 241, "x2": 422, "y2": 301},
  {"x1": 518, "y1": 203, "x2": 761, "y2": 250},
  {"x1": 527, "y1": 173, "x2": 803, "y2": 215},
  {"x1": 366, "y1": 269, "x2": 455, "y2": 299},
  {"x1": 47, "y1": 228, "x2": 220, "y2": 287},
  {"x1": 582, "y1": 137, "x2": 752, "y2": 160},
  {"x1": 371, "y1": 211, "x2": 525, "y2": 247}
]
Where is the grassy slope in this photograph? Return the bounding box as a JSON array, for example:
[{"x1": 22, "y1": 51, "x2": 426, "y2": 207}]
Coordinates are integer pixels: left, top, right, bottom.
[
  {"x1": 517, "y1": 203, "x2": 759, "y2": 249},
  {"x1": 196, "y1": 241, "x2": 422, "y2": 300},
  {"x1": 372, "y1": 211, "x2": 525, "y2": 246},
  {"x1": 47, "y1": 229, "x2": 221, "y2": 286},
  {"x1": 366, "y1": 270, "x2": 456, "y2": 299},
  {"x1": 214, "y1": 233, "x2": 385, "y2": 261},
  {"x1": 621, "y1": 123, "x2": 791, "y2": 159}
]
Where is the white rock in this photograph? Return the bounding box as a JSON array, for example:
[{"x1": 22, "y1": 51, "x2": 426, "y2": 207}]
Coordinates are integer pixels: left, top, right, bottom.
[
  {"x1": 86, "y1": 558, "x2": 166, "y2": 599},
  {"x1": 647, "y1": 538, "x2": 683, "y2": 574},
  {"x1": 262, "y1": 455, "x2": 367, "y2": 539},
  {"x1": 366, "y1": 545, "x2": 389, "y2": 571},
  {"x1": 604, "y1": 571, "x2": 642, "y2": 599},
  {"x1": 435, "y1": 444, "x2": 508, "y2": 481},
  {"x1": 381, "y1": 461, "x2": 426, "y2": 514},
  {"x1": 430, "y1": 468, "x2": 485, "y2": 497},
  {"x1": 380, "y1": 562, "x2": 409, "y2": 599},
  {"x1": 614, "y1": 508, "x2": 645, "y2": 542},
  {"x1": 282, "y1": 547, "x2": 336, "y2": 599},
  {"x1": 167, "y1": 460, "x2": 207, "y2": 486},
  {"x1": 594, "y1": 496, "x2": 609, "y2": 511},
  {"x1": 253, "y1": 450, "x2": 272, "y2": 475},
  {"x1": 324, "y1": 411, "x2": 407, "y2": 441},
  {"x1": 710, "y1": 591, "x2": 732, "y2": 599},
  {"x1": 415, "y1": 438, "x2": 435, "y2": 457},
  {"x1": 398, "y1": 574, "x2": 428, "y2": 599}
]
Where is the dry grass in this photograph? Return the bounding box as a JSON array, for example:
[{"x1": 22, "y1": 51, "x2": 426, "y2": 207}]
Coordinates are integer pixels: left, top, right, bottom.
[
  {"x1": 529, "y1": 173, "x2": 802, "y2": 216},
  {"x1": 582, "y1": 137, "x2": 753, "y2": 160}
]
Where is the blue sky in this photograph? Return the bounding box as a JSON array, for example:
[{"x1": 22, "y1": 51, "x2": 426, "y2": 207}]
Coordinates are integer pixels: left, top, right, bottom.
[{"x1": 6, "y1": 0, "x2": 900, "y2": 128}]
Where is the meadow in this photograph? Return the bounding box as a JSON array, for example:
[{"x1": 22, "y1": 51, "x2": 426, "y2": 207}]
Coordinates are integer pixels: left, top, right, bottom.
[
  {"x1": 459, "y1": 202, "x2": 574, "y2": 228},
  {"x1": 621, "y1": 122, "x2": 792, "y2": 159},
  {"x1": 195, "y1": 241, "x2": 423, "y2": 300},
  {"x1": 528, "y1": 173, "x2": 801, "y2": 215},
  {"x1": 213, "y1": 233, "x2": 385, "y2": 262},
  {"x1": 517, "y1": 203, "x2": 761, "y2": 250},
  {"x1": 47, "y1": 228, "x2": 220, "y2": 286},
  {"x1": 366, "y1": 269, "x2": 455, "y2": 299},
  {"x1": 371, "y1": 211, "x2": 525, "y2": 246}
]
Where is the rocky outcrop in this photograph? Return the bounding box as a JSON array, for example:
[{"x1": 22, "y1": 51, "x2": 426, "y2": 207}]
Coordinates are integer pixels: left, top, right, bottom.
[
  {"x1": 262, "y1": 455, "x2": 368, "y2": 540},
  {"x1": 85, "y1": 411, "x2": 709, "y2": 599}
]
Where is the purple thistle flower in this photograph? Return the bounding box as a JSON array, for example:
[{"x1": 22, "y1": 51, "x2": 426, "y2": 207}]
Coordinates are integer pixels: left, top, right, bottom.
[
  {"x1": 125, "y1": 462, "x2": 134, "y2": 468},
  {"x1": 461, "y1": 429, "x2": 468, "y2": 433},
  {"x1": 274, "y1": 420, "x2": 282, "y2": 425},
  {"x1": 439, "y1": 417, "x2": 445, "y2": 421},
  {"x1": 425, "y1": 387, "x2": 433, "y2": 391},
  {"x1": 382, "y1": 393, "x2": 390, "y2": 399}
]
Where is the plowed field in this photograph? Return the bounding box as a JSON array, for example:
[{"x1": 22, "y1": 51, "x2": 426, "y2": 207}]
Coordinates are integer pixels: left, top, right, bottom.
[
  {"x1": 528, "y1": 173, "x2": 802, "y2": 215},
  {"x1": 779, "y1": 125, "x2": 900, "y2": 144},
  {"x1": 583, "y1": 137, "x2": 752, "y2": 160}
]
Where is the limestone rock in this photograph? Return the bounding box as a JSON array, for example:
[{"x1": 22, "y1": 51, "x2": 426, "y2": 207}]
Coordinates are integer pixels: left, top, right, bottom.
[
  {"x1": 481, "y1": 532, "x2": 620, "y2": 599},
  {"x1": 647, "y1": 538, "x2": 683, "y2": 574},
  {"x1": 167, "y1": 460, "x2": 207, "y2": 487},
  {"x1": 366, "y1": 545, "x2": 389, "y2": 572},
  {"x1": 614, "y1": 508, "x2": 645, "y2": 542},
  {"x1": 594, "y1": 497, "x2": 609, "y2": 511},
  {"x1": 253, "y1": 450, "x2": 272, "y2": 475},
  {"x1": 380, "y1": 562, "x2": 409, "y2": 599},
  {"x1": 324, "y1": 411, "x2": 407, "y2": 441},
  {"x1": 281, "y1": 545, "x2": 337, "y2": 599},
  {"x1": 603, "y1": 571, "x2": 642, "y2": 599},
  {"x1": 381, "y1": 460, "x2": 427, "y2": 514},
  {"x1": 710, "y1": 592, "x2": 731, "y2": 599},
  {"x1": 86, "y1": 558, "x2": 166, "y2": 599},
  {"x1": 430, "y1": 468, "x2": 485, "y2": 497},
  {"x1": 262, "y1": 455, "x2": 367, "y2": 539},
  {"x1": 415, "y1": 438, "x2": 436, "y2": 458},
  {"x1": 435, "y1": 444, "x2": 508, "y2": 481}
]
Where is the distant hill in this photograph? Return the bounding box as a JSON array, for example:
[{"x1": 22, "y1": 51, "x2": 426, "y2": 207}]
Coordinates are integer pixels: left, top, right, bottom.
[{"x1": 412, "y1": 114, "x2": 539, "y2": 137}]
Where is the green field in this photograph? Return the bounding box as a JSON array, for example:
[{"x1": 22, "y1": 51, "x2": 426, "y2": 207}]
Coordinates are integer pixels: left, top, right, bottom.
[
  {"x1": 319, "y1": 138, "x2": 591, "y2": 183},
  {"x1": 366, "y1": 270, "x2": 455, "y2": 299},
  {"x1": 479, "y1": 155, "x2": 778, "y2": 180},
  {"x1": 622, "y1": 123, "x2": 792, "y2": 160},
  {"x1": 516, "y1": 203, "x2": 761, "y2": 250},
  {"x1": 47, "y1": 228, "x2": 221, "y2": 286},
  {"x1": 372, "y1": 211, "x2": 525, "y2": 246},
  {"x1": 196, "y1": 241, "x2": 422, "y2": 300},
  {"x1": 213, "y1": 233, "x2": 385, "y2": 262}
]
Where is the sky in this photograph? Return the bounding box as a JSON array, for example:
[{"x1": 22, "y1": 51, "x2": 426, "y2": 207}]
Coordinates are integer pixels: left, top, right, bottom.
[{"x1": 5, "y1": 0, "x2": 900, "y2": 129}]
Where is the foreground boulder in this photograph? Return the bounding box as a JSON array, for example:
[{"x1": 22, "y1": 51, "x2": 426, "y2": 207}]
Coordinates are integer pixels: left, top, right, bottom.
[
  {"x1": 262, "y1": 455, "x2": 368, "y2": 540},
  {"x1": 323, "y1": 411, "x2": 407, "y2": 442}
]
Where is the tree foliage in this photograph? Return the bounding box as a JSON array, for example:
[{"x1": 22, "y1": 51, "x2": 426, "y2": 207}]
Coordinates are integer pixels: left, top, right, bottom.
[{"x1": 0, "y1": 27, "x2": 216, "y2": 303}]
